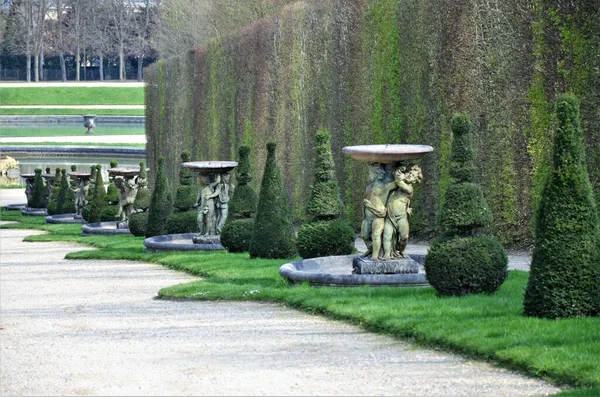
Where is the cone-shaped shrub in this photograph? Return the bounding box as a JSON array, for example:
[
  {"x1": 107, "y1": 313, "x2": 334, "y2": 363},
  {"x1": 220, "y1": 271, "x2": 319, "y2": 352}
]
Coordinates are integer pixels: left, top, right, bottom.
[
  {"x1": 523, "y1": 94, "x2": 600, "y2": 318},
  {"x1": 248, "y1": 142, "x2": 296, "y2": 258},
  {"x1": 105, "y1": 160, "x2": 119, "y2": 205},
  {"x1": 146, "y1": 157, "x2": 173, "y2": 237},
  {"x1": 425, "y1": 113, "x2": 507, "y2": 296},
  {"x1": 88, "y1": 165, "x2": 106, "y2": 223},
  {"x1": 173, "y1": 152, "x2": 197, "y2": 211},
  {"x1": 81, "y1": 166, "x2": 97, "y2": 221},
  {"x1": 129, "y1": 161, "x2": 152, "y2": 236},
  {"x1": 221, "y1": 145, "x2": 258, "y2": 253},
  {"x1": 30, "y1": 169, "x2": 45, "y2": 208},
  {"x1": 54, "y1": 169, "x2": 75, "y2": 215},
  {"x1": 297, "y1": 129, "x2": 354, "y2": 258}
]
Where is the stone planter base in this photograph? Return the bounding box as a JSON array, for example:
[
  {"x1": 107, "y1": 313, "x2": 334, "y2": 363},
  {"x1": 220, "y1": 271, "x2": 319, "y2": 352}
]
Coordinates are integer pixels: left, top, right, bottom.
[
  {"x1": 21, "y1": 207, "x2": 48, "y2": 216},
  {"x1": 144, "y1": 233, "x2": 224, "y2": 253},
  {"x1": 81, "y1": 222, "x2": 131, "y2": 236},
  {"x1": 279, "y1": 254, "x2": 428, "y2": 288},
  {"x1": 352, "y1": 256, "x2": 419, "y2": 274},
  {"x1": 46, "y1": 213, "x2": 87, "y2": 224},
  {"x1": 3, "y1": 203, "x2": 27, "y2": 211}
]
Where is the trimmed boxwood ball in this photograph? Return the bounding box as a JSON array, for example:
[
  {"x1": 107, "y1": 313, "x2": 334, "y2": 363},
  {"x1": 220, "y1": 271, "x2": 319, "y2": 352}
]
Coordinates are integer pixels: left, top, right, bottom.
[
  {"x1": 166, "y1": 210, "x2": 197, "y2": 234},
  {"x1": 101, "y1": 205, "x2": 120, "y2": 222},
  {"x1": 221, "y1": 218, "x2": 255, "y2": 253},
  {"x1": 248, "y1": 142, "x2": 297, "y2": 259},
  {"x1": 145, "y1": 157, "x2": 173, "y2": 238},
  {"x1": 424, "y1": 113, "x2": 507, "y2": 296},
  {"x1": 129, "y1": 212, "x2": 149, "y2": 236},
  {"x1": 523, "y1": 94, "x2": 600, "y2": 319},
  {"x1": 424, "y1": 236, "x2": 508, "y2": 296},
  {"x1": 297, "y1": 220, "x2": 355, "y2": 259}
]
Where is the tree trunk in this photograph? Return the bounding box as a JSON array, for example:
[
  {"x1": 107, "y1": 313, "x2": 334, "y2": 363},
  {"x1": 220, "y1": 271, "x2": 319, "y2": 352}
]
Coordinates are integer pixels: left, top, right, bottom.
[
  {"x1": 34, "y1": 54, "x2": 39, "y2": 82},
  {"x1": 119, "y1": 43, "x2": 125, "y2": 81},
  {"x1": 99, "y1": 53, "x2": 104, "y2": 81},
  {"x1": 137, "y1": 56, "x2": 143, "y2": 81},
  {"x1": 39, "y1": 50, "x2": 44, "y2": 81},
  {"x1": 76, "y1": 45, "x2": 80, "y2": 82},
  {"x1": 59, "y1": 53, "x2": 66, "y2": 81},
  {"x1": 26, "y1": 53, "x2": 31, "y2": 82}
]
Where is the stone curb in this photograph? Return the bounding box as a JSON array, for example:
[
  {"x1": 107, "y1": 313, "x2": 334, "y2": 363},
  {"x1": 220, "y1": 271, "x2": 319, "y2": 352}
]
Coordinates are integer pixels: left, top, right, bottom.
[{"x1": 0, "y1": 145, "x2": 145, "y2": 158}]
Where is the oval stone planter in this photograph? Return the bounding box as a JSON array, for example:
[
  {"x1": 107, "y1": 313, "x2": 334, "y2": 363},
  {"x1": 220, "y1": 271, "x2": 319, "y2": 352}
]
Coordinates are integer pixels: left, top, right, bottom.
[
  {"x1": 81, "y1": 222, "x2": 131, "y2": 236},
  {"x1": 21, "y1": 207, "x2": 48, "y2": 216},
  {"x1": 143, "y1": 233, "x2": 224, "y2": 253},
  {"x1": 46, "y1": 213, "x2": 86, "y2": 224}
]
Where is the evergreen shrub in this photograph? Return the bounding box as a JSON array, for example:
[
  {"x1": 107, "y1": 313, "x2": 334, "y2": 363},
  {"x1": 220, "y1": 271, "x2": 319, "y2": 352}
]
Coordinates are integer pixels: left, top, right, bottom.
[
  {"x1": 30, "y1": 169, "x2": 45, "y2": 208},
  {"x1": 424, "y1": 113, "x2": 507, "y2": 296},
  {"x1": 129, "y1": 212, "x2": 149, "y2": 237},
  {"x1": 221, "y1": 219, "x2": 255, "y2": 253},
  {"x1": 166, "y1": 210, "x2": 197, "y2": 234},
  {"x1": 297, "y1": 129, "x2": 354, "y2": 259},
  {"x1": 146, "y1": 157, "x2": 173, "y2": 237},
  {"x1": 523, "y1": 94, "x2": 600, "y2": 318},
  {"x1": 56, "y1": 169, "x2": 75, "y2": 214},
  {"x1": 248, "y1": 142, "x2": 296, "y2": 259},
  {"x1": 88, "y1": 165, "x2": 106, "y2": 223},
  {"x1": 129, "y1": 161, "x2": 151, "y2": 236}
]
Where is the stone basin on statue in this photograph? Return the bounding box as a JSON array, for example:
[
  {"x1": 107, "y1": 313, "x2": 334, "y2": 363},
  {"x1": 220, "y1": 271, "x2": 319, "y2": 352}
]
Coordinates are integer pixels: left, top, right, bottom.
[
  {"x1": 143, "y1": 233, "x2": 225, "y2": 253},
  {"x1": 181, "y1": 161, "x2": 238, "y2": 174},
  {"x1": 81, "y1": 222, "x2": 131, "y2": 236},
  {"x1": 108, "y1": 166, "x2": 147, "y2": 177},
  {"x1": 279, "y1": 254, "x2": 429, "y2": 287},
  {"x1": 342, "y1": 144, "x2": 433, "y2": 163},
  {"x1": 68, "y1": 171, "x2": 91, "y2": 179}
]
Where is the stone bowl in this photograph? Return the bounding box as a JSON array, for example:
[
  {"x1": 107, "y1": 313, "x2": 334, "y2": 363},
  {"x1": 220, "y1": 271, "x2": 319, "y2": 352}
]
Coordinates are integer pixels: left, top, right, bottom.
[
  {"x1": 279, "y1": 254, "x2": 429, "y2": 287},
  {"x1": 46, "y1": 213, "x2": 86, "y2": 224},
  {"x1": 143, "y1": 233, "x2": 224, "y2": 253},
  {"x1": 81, "y1": 222, "x2": 131, "y2": 236},
  {"x1": 108, "y1": 166, "x2": 147, "y2": 177},
  {"x1": 68, "y1": 171, "x2": 91, "y2": 180},
  {"x1": 181, "y1": 161, "x2": 238, "y2": 174},
  {"x1": 20, "y1": 173, "x2": 35, "y2": 179},
  {"x1": 342, "y1": 144, "x2": 433, "y2": 163}
]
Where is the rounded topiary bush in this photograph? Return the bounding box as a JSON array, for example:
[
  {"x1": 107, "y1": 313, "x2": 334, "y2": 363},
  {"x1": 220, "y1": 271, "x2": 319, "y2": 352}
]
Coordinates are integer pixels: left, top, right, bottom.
[
  {"x1": 424, "y1": 236, "x2": 507, "y2": 296},
  {"x1": 297, "y1": 220, "x2": 355, "y2": 259},
  {"x1": 439, "y1": 182, "x2": 492, "y2": 234},
  {"x1": 173, "y1": 185, "x2": 197, "y2": 211},
  {"x1": 166, "y1": 210, "x2": 197, "y2": 234},
  {"x1": 134, "y1": 188, "x2": 151, "y2": 211},
  {"x1": 221, "y1": 218, "x2": 255, "y2": 253},
  {"x1": 227, "y1": 145, "x2": 257, "y2": 219},
  {"x1": 101, "y1": 205, "x2": 120, "y2": 221},
  {"x1": 129, "y1": 212, "x2": 149, "y2": 237}
]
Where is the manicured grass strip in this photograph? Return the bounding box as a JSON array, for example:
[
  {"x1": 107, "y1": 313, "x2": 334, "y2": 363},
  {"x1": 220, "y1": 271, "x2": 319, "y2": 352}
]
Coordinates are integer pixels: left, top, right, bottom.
[
  {"x1": 0, "y1": 108, "x2": 145, "y2": 116},
  {"x1": 1, "y1": 126, "x2": 144, "y2": 137},
  {"x1": 0, "y1": 184, "x2": 25, "y2": 188},
  {"x1": 0, "y1": 87, "x2": 144, "y2": 105},
  {"x1": 1, "y1": 142, "x2": 144, "y2": 147},
  {"x1": 1, "y1": 209, "x2": 598, "y2": 394}
]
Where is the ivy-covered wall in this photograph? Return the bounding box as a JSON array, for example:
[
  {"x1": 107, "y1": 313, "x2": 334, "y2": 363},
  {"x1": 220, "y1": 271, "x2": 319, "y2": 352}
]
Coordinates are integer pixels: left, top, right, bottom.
[{"x1": 144, "y1": 0, "x2": 599, "y2": 247}]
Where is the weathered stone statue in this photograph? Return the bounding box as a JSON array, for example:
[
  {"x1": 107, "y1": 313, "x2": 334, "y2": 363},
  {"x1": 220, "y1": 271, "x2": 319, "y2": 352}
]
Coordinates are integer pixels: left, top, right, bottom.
[
  {"x1": 216, "y1": 172, "x2": 234, "y2": 233},
  {"x1": 72, "y1": 178, "x2": 90, "y2": 217},
  {"x1": 114, "y1": 175, "x2": 139, "y2": 223},
  {"x1": 24, "y1": 176, "x2": 35, "y2": 206},
  {"x1": 195, "y1": 174, "x2": 220, "y2": 235}
]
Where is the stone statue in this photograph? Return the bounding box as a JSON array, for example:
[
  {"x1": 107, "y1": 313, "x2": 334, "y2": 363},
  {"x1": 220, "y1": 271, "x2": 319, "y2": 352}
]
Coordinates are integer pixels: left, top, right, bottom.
[
  {"x1": 216, "y1": 172, "x2": 234, "y2": 233},
  {"x1": 114, "y1": 175, "x2": 139, "y2": 222},
  {"x1": 24, "y1": 177, "x2": 35, "y2": 206},
  {"x1": 195, "y1": 174, "x2": 220, "y2": 235},
  {"x1": 361, "y1": 163, "x2": 397, "y2": 260},
  {"x1": 72, "y1": 178, "x2": 90, "y2": 217},
  {"x1": 382, "y1": 164, "x2": 423, "y2": 260}
]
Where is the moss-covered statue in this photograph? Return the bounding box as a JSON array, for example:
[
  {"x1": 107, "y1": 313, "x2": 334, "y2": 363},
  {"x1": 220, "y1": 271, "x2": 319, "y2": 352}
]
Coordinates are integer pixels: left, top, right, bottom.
[
  {"x1": 248, "y1": 142, "x2": 296, "y2": 259},
  {"x1": 166, "y1": 152, "x2": 198, "y2": 234},
  {"x1": 424, "y1": 113, "x2": 508, "y2": 296},
  {"x1": 221, "y1": 145, "x2": 258, "y2": 252},
  {"x1": 523, "y1": 94, "x2": 600, "y2": 318},
  {"x1": 297, "y1": 129, "x2": 354, "y2": 258},
  {"x1": 145, "y1": 157, "x2": 173, "y2": 238},
  {"x1": 129, "y1": 161, "x2": 151, "y2": 236}
]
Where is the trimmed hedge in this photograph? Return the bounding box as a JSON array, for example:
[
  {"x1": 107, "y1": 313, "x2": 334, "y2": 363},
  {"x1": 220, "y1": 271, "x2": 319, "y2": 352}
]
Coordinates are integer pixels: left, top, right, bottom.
[
  {"x1": 166, "y1": 210, "x2": 197, "y2": 234},
  {"x1": 227, "y1": 146, "x2": 258, "y2": 219},
  {"x1": 221, "y1": 218, "x2": 255, "y2": 253},
  {"x1": 523, "y1": 94, "x2": 600, "y2": 318},
  {"x1": 30, "y1": 169, "x2": 45, "y2": 208},
  {"x1": 248, "y1": 142, "x2": 297, "y2": 259},
  {"x1": 145, "y1": 157, "x2": 173, "y2": 238},
  {"x1": 425, "y1": 113, "x2": 507, "y2": 296},
  {"x1": 129, "y1": 212, "x2": 149, "y2": 237},
  {"x1": 297, "y1": 220, "x2": 355, "y2": 259},
  {"x1": 88, "y1": 165, "x2": 106, "y2": 223}
]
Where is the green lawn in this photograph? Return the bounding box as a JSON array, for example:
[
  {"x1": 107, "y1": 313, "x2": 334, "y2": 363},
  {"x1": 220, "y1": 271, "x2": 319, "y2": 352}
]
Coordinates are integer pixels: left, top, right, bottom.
[
  {"x1": 0, "y1": 142, "x2": 144, "y2": 147},
  {"x1": 1, "y1": 126, "x2": 144, "y2": 137},
  {"x1": 0, "y1": 87, "x2": 144, "y2": 106},
  {"x1": 1, "y1": 210, "x2": 598, "y2": 396},
  {"x1": 0, "y1": 108, "x2": 145, "y2": 116}
]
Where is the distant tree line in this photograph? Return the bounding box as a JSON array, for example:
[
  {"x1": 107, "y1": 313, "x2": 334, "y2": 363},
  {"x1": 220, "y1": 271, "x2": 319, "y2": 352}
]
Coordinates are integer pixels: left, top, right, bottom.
[{"x1": 0, "y1": 0, "x2": 294, "y2": 81}]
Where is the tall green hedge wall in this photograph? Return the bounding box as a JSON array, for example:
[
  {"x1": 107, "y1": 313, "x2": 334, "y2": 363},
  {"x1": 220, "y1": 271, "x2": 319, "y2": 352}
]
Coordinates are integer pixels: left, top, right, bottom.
[{"x1": 144, "y1": 0, "x2": 600, "y2": 247}]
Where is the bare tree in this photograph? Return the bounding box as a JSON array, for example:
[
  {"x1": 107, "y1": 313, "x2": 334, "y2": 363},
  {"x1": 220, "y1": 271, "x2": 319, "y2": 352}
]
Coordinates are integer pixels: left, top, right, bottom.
[
  {"x1": 129, "y1": 0, "x2": 156, "y2": 81},
  {"x1": 106, "y1": 0, "x2": 136, "y2": 81}
]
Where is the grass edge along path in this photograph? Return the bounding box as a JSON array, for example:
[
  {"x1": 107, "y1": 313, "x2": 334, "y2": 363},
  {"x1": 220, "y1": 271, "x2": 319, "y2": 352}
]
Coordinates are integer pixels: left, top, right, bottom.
[
  {"x1": 0, "y1": 210, "x2": 598, "y2": 396},
  {"x1": 0, "y1": 108, "x2": 145, "y2": 116},
  {"x1": 0, "y1": 86, "x2": 144, "y2": 106}
]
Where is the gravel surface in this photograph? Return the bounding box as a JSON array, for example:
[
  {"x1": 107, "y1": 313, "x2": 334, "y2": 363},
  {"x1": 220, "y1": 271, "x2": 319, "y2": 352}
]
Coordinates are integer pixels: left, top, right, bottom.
[{"x1": 0, "y1": 228, "x2": 560, "y2": 396}]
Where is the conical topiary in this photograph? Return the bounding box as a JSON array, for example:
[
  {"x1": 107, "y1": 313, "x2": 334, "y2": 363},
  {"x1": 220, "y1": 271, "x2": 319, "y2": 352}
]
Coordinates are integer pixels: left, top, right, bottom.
[
  {"x1": 88, "y1": 165, "x2": 106, "y2": 223},
  {"x1": 55, "y1": 169, "x2": 76, "y2": 215},
  {"x1": 129, "y1": 161, "x2": 151, "y2": 237},
  {"x1": 166, "y1": 152, "x2": 198, "y2": 234},
  {"x1": 297, "y1": 129, "x2": 354, "y2": 258},
  {"x1": 523, "y1": 94, "x2": 600, "y2": 318},
  {"x1": 30, "y1": 169, "x2": 45, "y2": 208},
  {"x1": 248, "y1": 142, "x2": 296, "y2": 259},
  {"x1": 145, "y1": 157, "x2": 173, "y2": 237},
  {"x1": 221, "y1": 145, "x2": 259, "y2": 253},
  {"x1": 81, "y1": 165, "x2": 97, "y2": 221},
  {"x1": 424, "y1": 113, "x2": 508, "y2": 296}
]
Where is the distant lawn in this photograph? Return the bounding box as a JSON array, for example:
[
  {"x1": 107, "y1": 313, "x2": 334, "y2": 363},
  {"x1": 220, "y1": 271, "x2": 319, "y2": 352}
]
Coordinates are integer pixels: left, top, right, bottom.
[
  {"x1": 1, "y1": 126, "x2": 145, "y2": 137},
  {"x1": 0, "y1": 86, "x2": 144, "y2": 105},
  {"x1": 0, "y1": 142, "x2": 144, "y2": 147},
  {"x1": 0, "y1": 210, "x2": 598, "y2": 395},
  {"x1": 0, "y1": 108, "x2": 145, "y2": 116}
]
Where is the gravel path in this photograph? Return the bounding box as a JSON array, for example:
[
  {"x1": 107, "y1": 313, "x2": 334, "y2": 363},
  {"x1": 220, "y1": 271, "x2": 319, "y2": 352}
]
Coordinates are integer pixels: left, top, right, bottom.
[{"x1": 0, "y1": 227, "x2": 560, "y2": 396}]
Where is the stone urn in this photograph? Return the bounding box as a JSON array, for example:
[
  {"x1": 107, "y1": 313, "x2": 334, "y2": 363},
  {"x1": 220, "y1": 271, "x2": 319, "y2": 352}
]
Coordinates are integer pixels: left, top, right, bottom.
[
  {"x1": 180, "y1": 161, "x2": 238, "y2": 245},
  {"x1": 342, "y1": 144, "x2": 433, "y2": 275},
  {"x1": 83, "y1": 114, "x2": 96, "y2": 135}
]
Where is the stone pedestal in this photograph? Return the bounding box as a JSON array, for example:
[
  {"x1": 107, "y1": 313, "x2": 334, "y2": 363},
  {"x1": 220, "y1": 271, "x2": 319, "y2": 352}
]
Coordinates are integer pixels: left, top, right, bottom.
[
  {"x1": 192, "y1": 234, "x2": 221, "y2": 245},
  {"x1": 352, "y1": 256, "x2": 419, "y2": 275}
]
